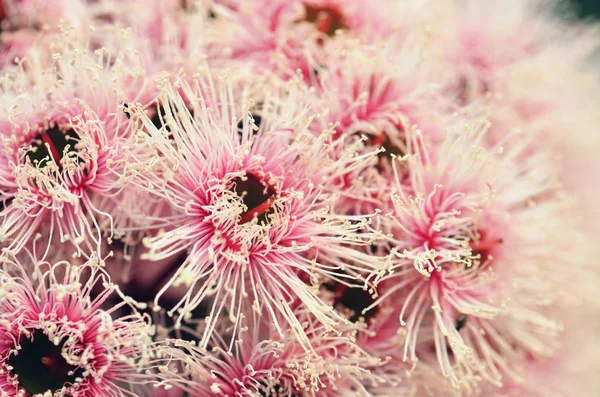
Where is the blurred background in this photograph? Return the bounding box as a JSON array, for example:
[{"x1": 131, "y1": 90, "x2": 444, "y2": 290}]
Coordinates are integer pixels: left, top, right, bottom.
[{"x1": 571, "y1": 0, "x2": 600, "y2": 18}]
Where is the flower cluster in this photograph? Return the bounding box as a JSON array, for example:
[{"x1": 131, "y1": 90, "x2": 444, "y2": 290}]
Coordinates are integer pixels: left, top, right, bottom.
[{"x1": 0, "y1": 0, "x2": 599, "y2": 396}]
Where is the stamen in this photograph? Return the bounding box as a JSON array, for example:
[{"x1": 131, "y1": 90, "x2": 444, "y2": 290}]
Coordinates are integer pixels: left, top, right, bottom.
[
  {"x1": 237, "y1": 113, "x2": 262, "y2": 135},
  {"x1": 150, "y1": 105, "x2": 168, "y2": 130}
]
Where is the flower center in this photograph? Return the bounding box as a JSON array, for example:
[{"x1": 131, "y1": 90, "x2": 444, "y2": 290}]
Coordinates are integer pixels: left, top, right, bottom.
[
  {"x1": 469, "y1": 232, "x2": 503, "y2": 267},
  {"x1": 303, "y1": 3, "x2": 346, "y2": 36},
  {"x1": 365, "y1": 132, "x2": 407, "y2": 175},
  {"x1": 233, "y1": 173, "x2": 276, "y2": 224},
  {"x1": 7, "y1": 329, "x2": 82, "y2": 395},
  {"x1": 26, "y1": 127, "x2": 80, "y2": 170},
  {"x1": 369, "y1": 133, "x2": 404, "y2": 158},
  {"x1": 329, "y1": 282, "x2": 378, "y2": 323},
  {"x1": 237, "y1": 113, "x2": 262, "y2": 136}
]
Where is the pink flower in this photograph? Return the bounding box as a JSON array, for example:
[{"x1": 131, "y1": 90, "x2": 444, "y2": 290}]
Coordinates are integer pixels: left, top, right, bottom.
[
  {"x1": 298, "y1": 0, "x2": 407, "y2": 40},
  {"x1": 0, "y1": 254, "x2": 154, "y2": 396},
  {"x1": 310, "y1": 40, "x2": 449, "y2": 214},
  {"x1": 123, "y1": 72, "x2": 382, "y2": 349},
  {"x1": 376, "y1": 117, "x2": 574, "y2": 390},
  {"x1": 215, "y1": 0, "x2": 408, "y2": 42},
  {"x1": 153, "y1": 308, "x2": 382, "y2": 396},
  {"x1": 204, "y1": 0, "x2": 408, "y2": 81},
  {"x1": 314, "y1": 40, "x2": 425, "y2": 141},
  {"x1": 0, "y1": 31, "x2": 150, "y2": 257}
]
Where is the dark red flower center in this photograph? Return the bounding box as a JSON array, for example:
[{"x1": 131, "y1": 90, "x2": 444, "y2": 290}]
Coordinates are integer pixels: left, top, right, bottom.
[
  {"x1": 369, "y1": 132, "x2": 405, "y2": 158},
  {"x1": 469, "y1": 232, "x2": 503, "y2": 267},
  {"x1": 233, "y1": 173, "x2": 276, "y2": 224},
  {"x1": 7, "y1": 329, "x2": 83, "y2": 395},
  {"x1": 362, "y1": 132, "x2": 408, "y2": 177},
  {"x1": 303, "y1": 3, "x2": 346, "y2": 36},
  {"x1": 26, "y1": 127, "x2": 80, "y2": 170}
]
